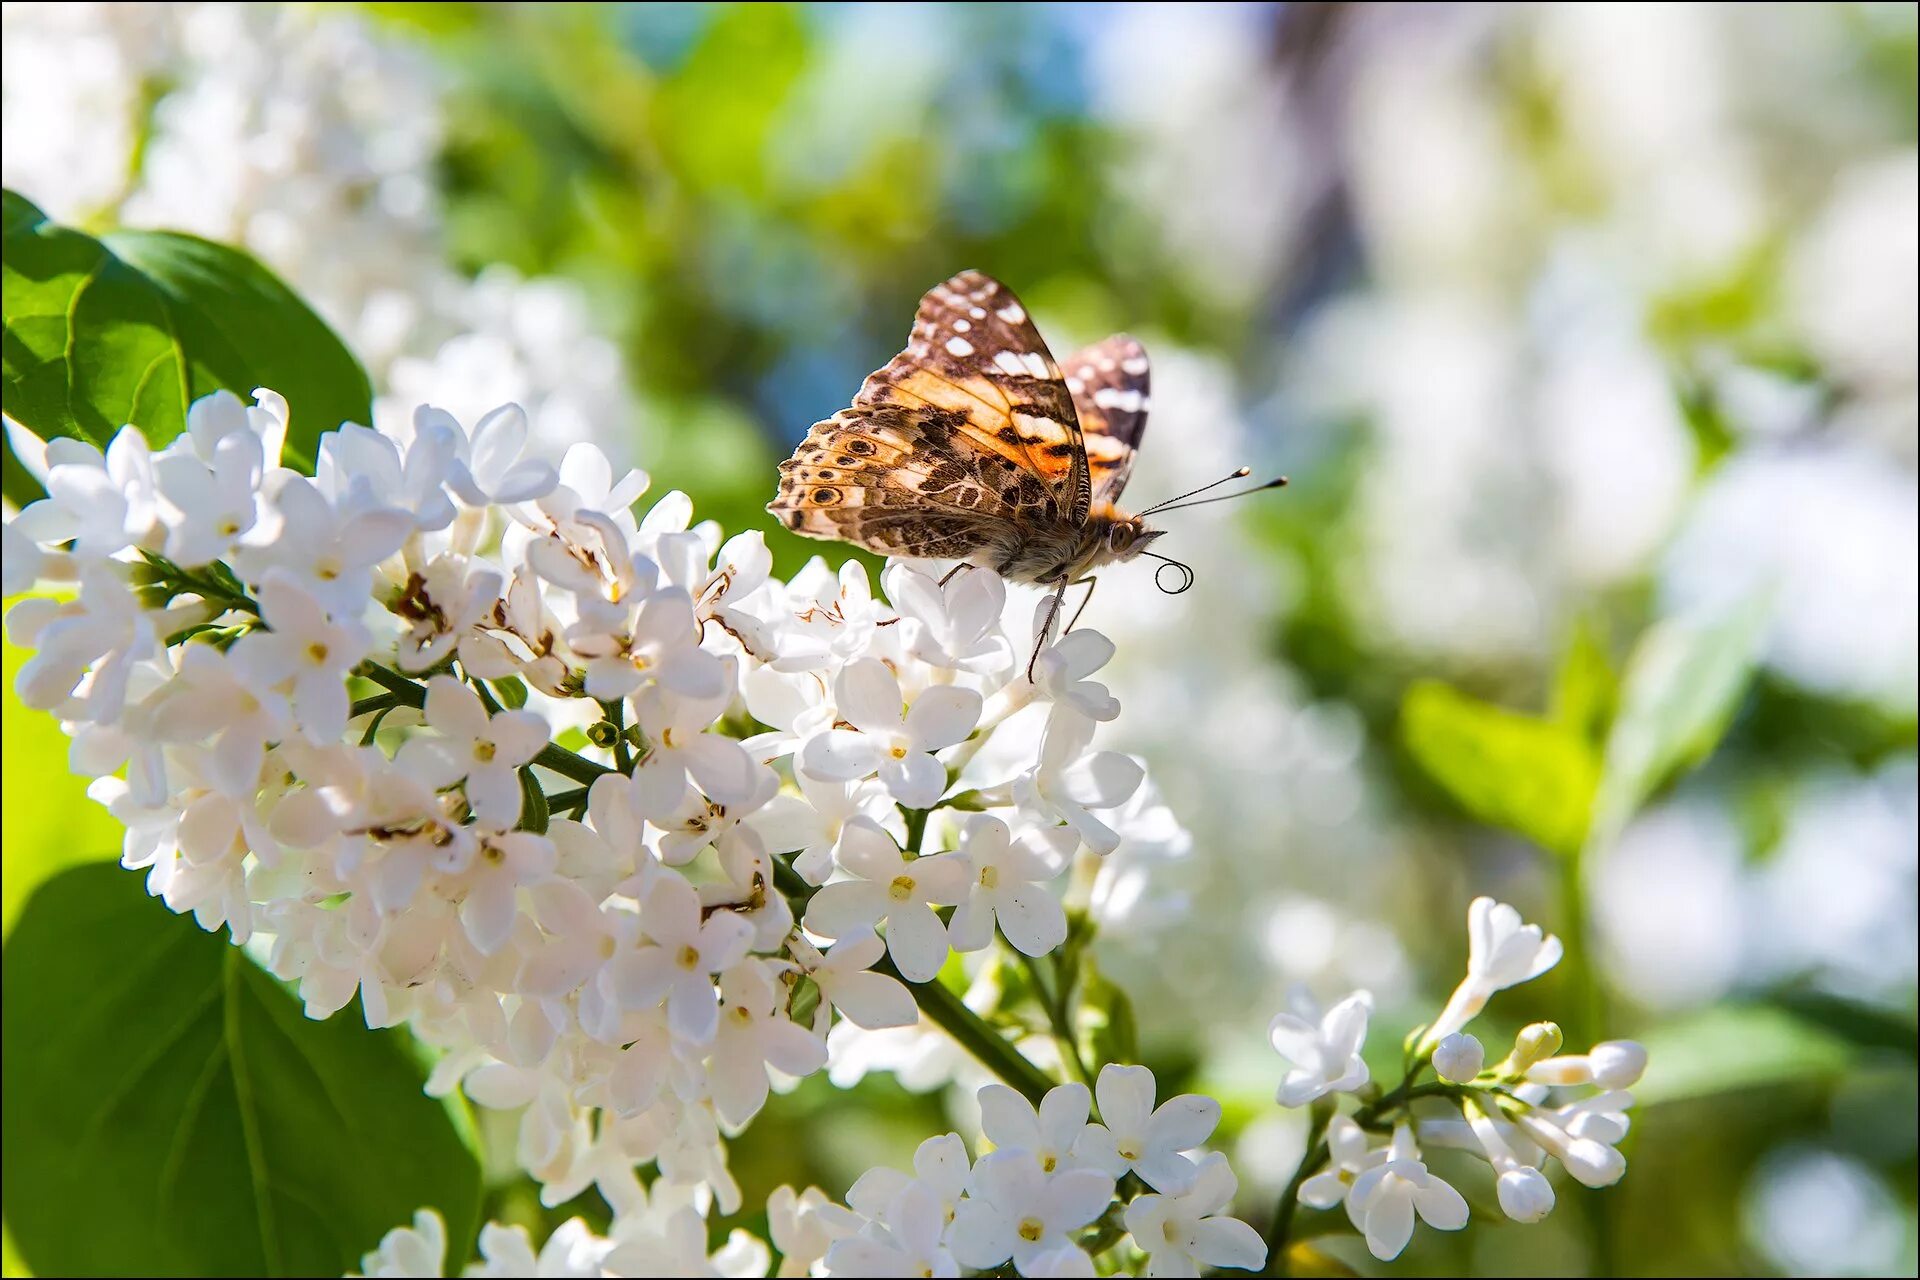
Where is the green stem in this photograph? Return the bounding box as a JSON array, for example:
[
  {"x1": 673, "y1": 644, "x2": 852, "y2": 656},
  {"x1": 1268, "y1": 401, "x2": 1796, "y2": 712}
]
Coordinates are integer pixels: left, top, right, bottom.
[
  {"x1": 1021, "y1": 951, "x2": 1094, "y2": 1090},
  {"x1": 1264, "y1": 1107, "x2": 1330, "y2": 1276},
  {"x1": 873, "y1": 953, "x2": 1056, "y2": 1107},
  {"x1": 357, "y1": 662, "x2": 614, "y2": 786}
]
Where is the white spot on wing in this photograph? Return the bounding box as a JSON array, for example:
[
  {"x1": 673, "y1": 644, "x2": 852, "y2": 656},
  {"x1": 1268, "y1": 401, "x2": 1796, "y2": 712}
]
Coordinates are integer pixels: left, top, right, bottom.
[
  {"x1": 969, "y1": 306, "x2": 987, "y2": 320},
  {"x1": 946, "y1": 336, "x2": 975, "y2": 357},
  {"x1": 1093, "y1": 387, "x2": 1143, "y2": 412},
  {"x1": 952, "y1": 318, "x2": 971, "y2": 332},
  {"x1": 1121, "y1": 356, "x2": 1149, "y2": 375},
  {"x1": 1021, "y1": 352, "x2": 1051, "y2": 379},
  {"x1": 993, "y1": 350, "x2": 1029, "y2": 377},
  {"x1": 997, "y1": 303, "x2": 1026, "y2": 324}
]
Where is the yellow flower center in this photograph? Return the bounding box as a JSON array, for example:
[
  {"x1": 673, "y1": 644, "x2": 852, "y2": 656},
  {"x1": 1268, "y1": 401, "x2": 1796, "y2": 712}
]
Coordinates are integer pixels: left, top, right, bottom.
[
  {"x1": 978, "y1": 865, "x2": 998, "y2": 889},
  {"x1": 888, "y1": 875, "x2": 916, "y2": 902},
  {"x1": 306, "y1": 642, "x2": 330, "y2": 665},
  {"x1": 1041, "y1": 1153, "x2": 1057, "y2": 1173},
  {"x1": 474, "y1": 740, "x2": 496, "y2": 762},
  {"x1": 1117, "y1": 1144, "x2": 1140, "y2": 1161},
  {"x1": 729, "y1": 1004, "x2": 752, "y2": 1026},
  {"x1": 1017, "y1": 1218, "x2": 1045, "y2": 1243},
  {"x1": 677, "y1": 944, "x2": 701, "y2": 970},
  {"x1": 888, "y1": 743, "x2": 909, "y2": 760}
]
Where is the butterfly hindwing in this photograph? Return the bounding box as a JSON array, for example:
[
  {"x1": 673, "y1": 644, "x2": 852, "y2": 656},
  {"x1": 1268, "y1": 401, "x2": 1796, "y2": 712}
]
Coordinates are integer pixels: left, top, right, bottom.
[
  {"x1": 769, "y1": 405, "x2": 1027, "y2": 563},
  {"x1": 1063, "y1": 335, "x2": 1151, "y2": 506},
  {"x1": 855, "y1": 270, "x2": 1091, "y2": 527}
]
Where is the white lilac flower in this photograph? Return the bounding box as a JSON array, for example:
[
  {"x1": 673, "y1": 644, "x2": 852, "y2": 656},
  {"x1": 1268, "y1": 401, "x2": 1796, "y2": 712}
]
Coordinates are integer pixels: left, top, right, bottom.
[
  {"x1": 845, "y1": 1131, "x2": 974, "y2": 1224},
  {"x1": 800, "y1": 657, "x2": 982, "y2": 808},
  {"x1": 629, "y1": 676, "x2": 764, "y2": 820},
  {"x1": 1074, "y1": 1063, "x2": 1221, "y2": 1193},
  {"x1": 395, "y1": 675, "x2": 548, "y2": 827},
  {"x1": 465, "y1": 1217, "x2": 610, "y2": 1277},
  {"x1": 946, "y1": 813, "x2": 1069, "y2": 957},
  {"x1": 1514, "y1": 1095, "x2": 1631, "y2": 1188},
  {"x1": 610, "y1": 873, "x2": 754, "y2": 1043},
  {"x1": 1526, "y1": 1039, "x2": 1649, "y2": 1089},
  {"x1": 1269, "y1": 990, "x2": 1373, "y2": 1107},
  {"x1": 707, "y1": 960, "x2": 829, "y2": 1126},
  {"x1": 1122, "y1": 1151, "x2": 1267, "y2": 1277},
  {"x1": 978, "y1": 1080, "x2": 1097, "y2": 1176},
  {"x1": 886, "y1": 561, "x2": 1013, "y2": 673},
  {"x1": 355, "y1": 1208, "x2": 447, "y2": 1278},
  {"x1": 1013, "y1": 710, "x2": 1144, "y2": 855},
  {"x1": 239, "y1": 473, "x2": 412, "y2": 615},
  {"x1": 766, "y1": 1185, "x2": 861, "y2": 1278},
  {"x1": 1432, "y1": 1032, "x2": 1485, "y2": 1084},
  {"x1": 748, "y1": 770, "x2": 894, "y2": 886},
  {"x1": 228, "y1": 573, "x2": 372, "y2": 743},
  {"x1": 1030, "y1": 629, "x2": 1122, "y2": 723},
  {"x1": 1345, "y1": 1124, "x2": 1470, "y2": 1261},
  {"x1": 792, "y1": 931, "x2": 916, "y2": 1031},
  {"x1": 949, "y1": 1150, "x2": 1115, "y2": 1273},
  {"x1": 823, "y1": 1181, "x2": 960, "y2": 1278},
  {"x1": 802, "y1": 817, "x2": 970, "y2": 983},
  {"x1": 1462, "y1": 1102, "x2": 1556, "y2": 1224},
  {"x1": 1424, "y1": 897, "x2": 1563, "y2": 1048},
  {"x1": 1297, "y1": 1114, "x2": 1385, "y2": 1212}
]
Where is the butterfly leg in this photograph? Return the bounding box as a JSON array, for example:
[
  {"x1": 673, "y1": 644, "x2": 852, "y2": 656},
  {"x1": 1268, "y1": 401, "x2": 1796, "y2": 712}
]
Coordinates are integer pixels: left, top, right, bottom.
[
  {"x1": 938, "y1": 562, "x2": 974, "y2": 588},
  {"x1": 1026, "y1": 576, "x2": 1072, "y2": 683},
  {"x1": 1064, "y1": 576, "x2": 1098, "y2": 634}
]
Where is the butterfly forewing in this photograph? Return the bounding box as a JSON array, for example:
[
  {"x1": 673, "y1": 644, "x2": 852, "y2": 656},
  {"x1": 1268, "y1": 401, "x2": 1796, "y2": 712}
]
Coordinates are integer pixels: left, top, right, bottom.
[
  {"x1": 1063, "y1": 335, "x2": 1151, "y2": 506},
  {"x1": 770, "y1": 270, "x2": 1096, "y2": 568},
  {"x1": 857, "y1": 271, "x2": 1090, "y2": 526}
]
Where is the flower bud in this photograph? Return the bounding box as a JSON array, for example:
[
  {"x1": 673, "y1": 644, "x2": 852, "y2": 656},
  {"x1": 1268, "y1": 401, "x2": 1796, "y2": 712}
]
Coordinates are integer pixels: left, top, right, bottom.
[
  {"x1": 1496, "y1": 1167, "x2": 1556, "y2": 1223},
  {"x1": 1432, "y1": 1032, "x2": 1484, "y2": 1083},
  {"x1": 1587, "y1": 1040, "x2": 1647, "y2": 1089},
  {"x1": 1507, "y1": 1021, "x2": 1563, "y2": 1074}
]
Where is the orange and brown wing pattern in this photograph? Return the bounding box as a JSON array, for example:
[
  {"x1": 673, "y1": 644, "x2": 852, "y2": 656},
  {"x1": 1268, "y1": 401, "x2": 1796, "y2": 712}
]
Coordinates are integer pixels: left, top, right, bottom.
[
  {"x1": 1063, "y1": 335, "x2": 1151, "y2": 507},
  {"x1": 853, "y1": 270, "x2": 1091, "y2": 527},
  {"x1": 767, "y1": 402, "x2": 1030, "y2": 563}
]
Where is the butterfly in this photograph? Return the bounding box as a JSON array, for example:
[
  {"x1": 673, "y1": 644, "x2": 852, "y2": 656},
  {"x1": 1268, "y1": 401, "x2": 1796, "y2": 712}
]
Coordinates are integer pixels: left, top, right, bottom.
[{"x1": 768, "y1": 270, "x2": 1283, "y2": 668}]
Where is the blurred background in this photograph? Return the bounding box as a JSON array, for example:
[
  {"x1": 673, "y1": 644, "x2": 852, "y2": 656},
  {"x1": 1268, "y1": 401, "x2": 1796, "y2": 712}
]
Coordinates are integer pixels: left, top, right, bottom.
[{"x1": 3, "y1": 3, "x2": 1915, "y2": 1275}]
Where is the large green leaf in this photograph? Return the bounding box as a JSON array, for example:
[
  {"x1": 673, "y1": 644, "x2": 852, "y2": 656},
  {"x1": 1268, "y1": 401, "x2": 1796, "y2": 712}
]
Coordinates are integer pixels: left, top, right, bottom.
[
  {"x1": 1, "y1": 616, "x2": 120, "y2": 936},
  {"x1": 2, "y1": 865, "x2": 480, "y2": 1277},
  {"x1": 1591, "y1": 596, "x2": 1770, "y2": 844},
  {"x1": 1, "y1": 189, "x2": 371, "y2": 501},
  {"x1": 1401, "y1": 680, "x2": 1601, "y2": 858}
]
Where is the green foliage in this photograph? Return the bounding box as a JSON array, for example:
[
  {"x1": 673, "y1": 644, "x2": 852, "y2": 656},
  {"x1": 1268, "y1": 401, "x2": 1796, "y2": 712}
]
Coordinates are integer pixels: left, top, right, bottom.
[
  {"x1": 1, "y1": 865, "x2": 481, "y2": 1277},
  {"x1": 0, "y1": 189, "x2": 372, "y2": 502},
  {"x1": 1, "y1": 614, "x2": 120, "y2": 935},
  {"x1": 1076, "y1": 961, "x2": 1141, "y2": 1072},
  {"x1": 1401, "y1": 680, "x2": 1601, "y2": 859},
  {"x1": 1592, "y1": 596, "x2": 1770, "y2": 844}
]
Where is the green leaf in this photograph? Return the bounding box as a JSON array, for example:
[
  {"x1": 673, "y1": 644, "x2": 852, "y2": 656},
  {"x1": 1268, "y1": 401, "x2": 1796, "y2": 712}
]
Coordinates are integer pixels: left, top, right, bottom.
[
  {"x1": 1551, "y1": 614, "x2": 1618, "y2": 744},
  {"x1": 1591, "y1": 596, "x2": 1770, "y2": 843},
  {"x1": 492, "y1": 675, "x2": 529, "y2": 710},
  {"x1": 1633, "y1": 1003, "x2": 1852, "y2": 1106},
  {"x1": 1076, "y1": 962, "x2": 1139, "y2": 1070},
  {"x1": 1400, "y1": 680, "x2": 1601, "y2": 858},
  {"x1": 2, "y1": 613, "x2": 120, "y2": 936},
  {"x1": 1, "y1": 865, "x2": 481, "y2": 1277},
  {"x1": 519, "y1": 767, "x2": 550, "y2": 835},
  {"x1": 1, "y1": 189, "x2": 371, "y2": 481}
]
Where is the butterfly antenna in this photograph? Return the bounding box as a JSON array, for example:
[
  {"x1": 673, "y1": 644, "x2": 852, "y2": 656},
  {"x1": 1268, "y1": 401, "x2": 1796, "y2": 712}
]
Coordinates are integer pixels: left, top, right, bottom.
[
  {"x1": 1147, "y1": 474, "x2": 1289, "y2": 515},
  {"x1": 1138, "y1": 467, "x2": 1252, "y2": 516},
  {"x1": 1141, "y1": 551, "x2": 1195, "y2": 594}
]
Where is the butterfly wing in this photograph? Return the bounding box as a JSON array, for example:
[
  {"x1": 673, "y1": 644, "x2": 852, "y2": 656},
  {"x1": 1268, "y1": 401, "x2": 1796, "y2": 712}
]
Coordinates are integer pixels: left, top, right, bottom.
[
  {"x1": 769, "y1": 270, "x2": 1092, "y2": 567},
  {"x1": 1063, "y1": 335, "x2": 1150, "y2": 506},
  {"x1": 855, "y1": 270, "x2": 1090, "y2": 527},
  {"x1": 768, "y1": 403, "x2": 1028, "y2": 564}
]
